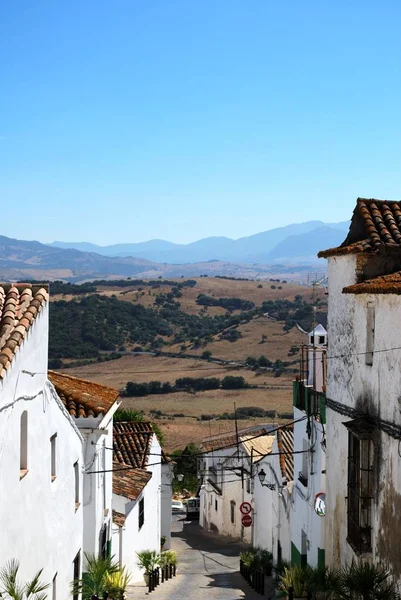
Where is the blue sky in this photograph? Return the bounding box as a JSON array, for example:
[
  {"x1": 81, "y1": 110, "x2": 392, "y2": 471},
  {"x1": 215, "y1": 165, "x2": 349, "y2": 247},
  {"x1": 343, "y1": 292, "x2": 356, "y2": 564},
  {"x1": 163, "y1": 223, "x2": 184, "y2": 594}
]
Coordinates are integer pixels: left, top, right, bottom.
[{"x1": 1, "y1": 1, "x2": 401, "y2": 245}]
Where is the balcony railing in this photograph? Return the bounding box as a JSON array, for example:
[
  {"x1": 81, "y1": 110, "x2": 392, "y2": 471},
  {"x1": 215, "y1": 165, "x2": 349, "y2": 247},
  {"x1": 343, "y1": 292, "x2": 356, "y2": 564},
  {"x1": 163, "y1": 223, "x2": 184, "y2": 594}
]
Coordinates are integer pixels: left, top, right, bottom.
[{"x1": 293, "y1": 380, "x2": 326, "y2": 423}]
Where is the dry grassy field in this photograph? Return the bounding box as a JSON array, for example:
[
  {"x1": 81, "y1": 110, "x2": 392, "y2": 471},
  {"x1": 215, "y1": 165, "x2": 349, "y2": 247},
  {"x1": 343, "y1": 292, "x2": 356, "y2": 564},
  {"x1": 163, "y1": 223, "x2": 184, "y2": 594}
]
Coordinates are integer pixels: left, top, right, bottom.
[{"x1": 58, "y1": 277, "x2": 325, "y2": 450}]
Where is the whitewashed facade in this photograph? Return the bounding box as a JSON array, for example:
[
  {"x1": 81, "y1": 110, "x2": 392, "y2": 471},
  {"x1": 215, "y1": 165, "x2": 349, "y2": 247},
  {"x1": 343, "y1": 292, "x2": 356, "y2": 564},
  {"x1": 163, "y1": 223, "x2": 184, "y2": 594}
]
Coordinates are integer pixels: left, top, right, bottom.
[
  {"x1": 0, "y1": 285, "x2": 84, "y2": 599},
  {"x1": 112, "y1": 423, "x2": 164, "y2": 582},
  {"x1": 320, "y1": 198, "x2": 401, "y2": 585},
  {"x1": 253, "y1": 429, "x2": 293, "y2": 564},
  {"x1": 199, "y1": 426, "x2": 276, "y2": 544},
  {"x1": 290, "y1": 326, "x2": 327, "y2": 568},
  {"x1": 49, "y1": 371, "x2": 121, "y2": 565}
]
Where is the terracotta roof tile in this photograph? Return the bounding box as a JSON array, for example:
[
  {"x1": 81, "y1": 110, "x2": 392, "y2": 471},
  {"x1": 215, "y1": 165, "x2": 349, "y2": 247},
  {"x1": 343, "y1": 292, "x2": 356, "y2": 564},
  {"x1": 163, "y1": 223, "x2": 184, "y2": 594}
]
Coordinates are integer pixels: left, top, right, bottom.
[
  {"x1": 112, "y1": 461, "x2": 152, "y2": 501},
  {"x1": 112, "y1": 509, "x2": 126, "y2": 528},
  {"x1": 48, "y1": 371, "x2": 120, "y2": 418},
  {"x1": 319, "y1": 199, "x2": 401, "y2": 258},
  {"x1": 343, "y1": 271, "x2": 401, "y2": 294},
  {"x1": 0, "y1": 283, "x2": 48, "y2": 379},
  {"x1": 202, "y1": 425, "x2": 276, "y2": 453},
  {"x1": 277, "y1": 427, "x2": 294, "y2": 482},
  {"x1": 113, "y1": 421, "x2": 154, "y2": 468}
]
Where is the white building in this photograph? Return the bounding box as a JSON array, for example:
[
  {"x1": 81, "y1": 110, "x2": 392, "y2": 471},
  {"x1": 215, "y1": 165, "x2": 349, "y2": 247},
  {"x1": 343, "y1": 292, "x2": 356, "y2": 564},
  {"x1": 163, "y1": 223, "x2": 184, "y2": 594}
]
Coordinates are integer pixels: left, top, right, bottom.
[
  {"x1": 49, "y1": 371, "x2": 121, "y2": 563},
  {"x1": 319, "y1": 198, "x2": 401, "y2": 584},
  {"x1": 0, "y1": 284, "x2": 84, "y2": 599},
  {"x1": 111, "y1": 421, "x2": 167, "y2": 582},
  {"x1": 199, "y1": 425, "x2": 276, "y2": 544},
  {"x1": 253, "y1": 427, "x2": 294, "y2": 565},
  {"x1": 290, "y1": 326, "x2": 327, "y2": 569}
]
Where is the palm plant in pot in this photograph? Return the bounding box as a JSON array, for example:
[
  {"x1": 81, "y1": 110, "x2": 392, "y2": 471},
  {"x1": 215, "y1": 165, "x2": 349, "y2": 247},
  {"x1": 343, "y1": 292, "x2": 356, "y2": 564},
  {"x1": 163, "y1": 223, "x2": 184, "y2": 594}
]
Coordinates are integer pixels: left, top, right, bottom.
[
  {"x1": 0, "y1": 560, "x2": 49, "y2": 600},
  {"x1": 279, "y1": 565, "x2": 315, "y2": 599},
  {"x1": 335, "y1": 561, "x2": 400, "y2": 600},
  {"x1": 136, "y1": 550, "x2": 160, "y2": 586}
]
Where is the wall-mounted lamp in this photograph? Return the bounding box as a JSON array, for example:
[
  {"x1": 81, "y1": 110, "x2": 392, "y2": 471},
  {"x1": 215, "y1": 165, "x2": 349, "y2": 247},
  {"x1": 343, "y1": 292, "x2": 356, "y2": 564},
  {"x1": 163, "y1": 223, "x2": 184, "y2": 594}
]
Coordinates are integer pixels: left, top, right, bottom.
[
  {"x1": 258, "y1": 469, "x2": 276, "y2": 491},
  {"x1": 176, "y1": 473, "x2": 184, "y2": 482}
]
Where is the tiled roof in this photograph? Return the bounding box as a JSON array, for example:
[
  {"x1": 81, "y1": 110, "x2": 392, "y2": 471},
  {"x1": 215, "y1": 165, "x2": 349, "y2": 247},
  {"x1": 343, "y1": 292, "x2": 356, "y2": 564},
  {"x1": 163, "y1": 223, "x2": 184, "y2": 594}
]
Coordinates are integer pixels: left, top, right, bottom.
[
  {"x1": 112, "y1": 461, "x2": 152, "y2": 501},
  {"x1": 277, "y1": 427, "x2": 294, "y2": 482},
  {"x1": 319, "y1": 199, "x2": 401, "y2": 258},
  {"x1": 240, "y1": 434, "x2": 275, "y2": 463},
  {"x1": 343, "y1": 271, "x2": 401, "y2": 295},
  {"x1": 48, "y1": 371, "x2": 120, "y2": 418},
  {"x1": 112, "y1": 510, "x2": 126, "y2": 528},
  {"x1": 113, "y1": 421, "x2": 154, "y2": 468},
  {"x1": 202, "y1": 425, "x2": 276, "y2": 453},
  {"x1": 0, "y1": 283, "x2": 48, "y2": 379}
]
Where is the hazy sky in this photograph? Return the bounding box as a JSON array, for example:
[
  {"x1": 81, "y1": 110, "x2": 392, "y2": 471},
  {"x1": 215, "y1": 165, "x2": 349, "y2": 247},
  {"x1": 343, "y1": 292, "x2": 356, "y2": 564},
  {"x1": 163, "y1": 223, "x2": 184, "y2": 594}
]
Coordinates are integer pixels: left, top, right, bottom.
[{"x1": 1, "y1": 1, "x2": 401, "y2": 245}]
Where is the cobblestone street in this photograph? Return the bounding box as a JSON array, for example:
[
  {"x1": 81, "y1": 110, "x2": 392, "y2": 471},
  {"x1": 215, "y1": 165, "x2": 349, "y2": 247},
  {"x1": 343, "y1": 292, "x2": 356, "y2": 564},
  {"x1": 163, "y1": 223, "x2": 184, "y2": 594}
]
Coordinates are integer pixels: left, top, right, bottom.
[{"x1": 127, "y1": 517, "x2": 266, "y2": 599}]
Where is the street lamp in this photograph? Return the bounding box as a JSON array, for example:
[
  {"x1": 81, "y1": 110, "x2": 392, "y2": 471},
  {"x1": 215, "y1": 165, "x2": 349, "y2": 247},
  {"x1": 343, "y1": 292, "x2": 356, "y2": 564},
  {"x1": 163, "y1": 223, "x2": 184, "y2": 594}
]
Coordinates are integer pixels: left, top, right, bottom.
[{"x1": 258, "y1": 469, "x2": 275, "y2": 490}]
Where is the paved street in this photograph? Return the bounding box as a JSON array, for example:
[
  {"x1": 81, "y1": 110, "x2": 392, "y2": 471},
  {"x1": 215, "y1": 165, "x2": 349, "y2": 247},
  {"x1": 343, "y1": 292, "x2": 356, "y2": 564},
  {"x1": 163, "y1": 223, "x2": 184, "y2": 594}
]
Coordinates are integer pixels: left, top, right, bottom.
[{"x1": 128, "y1": 516, "x2": 266, "y2": 599}]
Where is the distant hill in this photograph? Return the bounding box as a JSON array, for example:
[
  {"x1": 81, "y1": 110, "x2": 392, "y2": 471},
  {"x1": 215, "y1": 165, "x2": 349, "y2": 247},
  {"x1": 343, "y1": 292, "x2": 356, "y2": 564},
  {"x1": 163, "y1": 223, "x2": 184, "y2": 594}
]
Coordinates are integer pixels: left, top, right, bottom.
[
  {"x1": 267, "y1": 226, "x2": 347, "y2": 261},
  {"x1": 49, "y1": 220, "x2": 349, "y2": 263},
  {"x1": 0, "y1": 234, "x2": 321, "y2": 283}
]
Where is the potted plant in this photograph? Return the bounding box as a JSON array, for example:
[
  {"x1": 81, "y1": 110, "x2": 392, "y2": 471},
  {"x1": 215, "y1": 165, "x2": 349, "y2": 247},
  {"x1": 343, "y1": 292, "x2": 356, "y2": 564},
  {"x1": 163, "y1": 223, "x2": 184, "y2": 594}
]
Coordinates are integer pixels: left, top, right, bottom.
[
  {"x1": 335, "y1": 561, "x2": 401, "y2": 600},
  {"x1": 104, "y1": 567, "x2": 131, "y2": 600},
  {"x1": 136, "y1": 550, "x2": 160, "y2": 586},
  {"x1": 253, "y1": 549, "x2": 273, "y2": 576},
  {"x1": 164, "y1": 550, "x2": 177, "y2": 568},
  {"x1": 70, "y1": 552, "x2": 119, "y2": 599},
  {"x1": 279, "y1": 565, "x2": 314, "y2": 599},
  {"x1": 0, "y1": 559, "x2": 49, "y2": 600}
]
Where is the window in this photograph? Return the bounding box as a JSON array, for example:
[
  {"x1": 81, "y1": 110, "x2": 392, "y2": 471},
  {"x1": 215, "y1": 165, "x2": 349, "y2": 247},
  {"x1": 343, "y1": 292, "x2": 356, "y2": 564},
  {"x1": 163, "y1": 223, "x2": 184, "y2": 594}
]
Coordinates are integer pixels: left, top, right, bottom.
[
  {"x1": 319, "y1": 335, "x2": 325, "y2": 345},
  {"x1": 20, "y1": 411, "x2": 28, "y2": 478},
  {"x1": 230, "y1": 500, "x2": 235, "y2": 524},
  {"x1": 366, "y1": 302, "x2": 375, "y2": 365},
  {"x1": 102, "y1": 441, "x2": 106, "y2": 513},
  {"x1": 52, "y1": 574, "x2": 57, "y2": 600},
  {"x1": 139, "y1": 497, "x2": 145, "y2": 529},
  {"x1": 100, "y1": 524, "x2": 108, "y2": 558},
  {"x1": 51, "y1": 434, "x2": 57, "y2": 481},
  {"x1": 215, "y1": 499, "x2": 218, "y2": 511},
  {"x1": 298, "y1": 439, "x2": 308, "y2": 487},
  {"x1": 74, "y1": 462, "x2": 79, "y2": 509},
  {"x1": 346, "y1": 421, "x2": 374, "y2": 554},
  {"x1": 72, "y1": 551, "x2": 80, "y2": 600},
  {"x1": 310, "y1": 335, "x2": 315, "y2": 345}
]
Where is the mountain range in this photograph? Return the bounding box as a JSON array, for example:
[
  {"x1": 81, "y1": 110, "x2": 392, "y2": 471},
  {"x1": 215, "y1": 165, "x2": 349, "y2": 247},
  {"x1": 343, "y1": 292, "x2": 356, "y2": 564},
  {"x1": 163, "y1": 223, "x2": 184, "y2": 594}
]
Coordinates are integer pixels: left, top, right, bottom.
[
  {"x1": 50, "y1": 220, "x2": 349, "y2": 264},
  {"x1": 0, "y1": 220, "x2": 349, "y2": 282}
]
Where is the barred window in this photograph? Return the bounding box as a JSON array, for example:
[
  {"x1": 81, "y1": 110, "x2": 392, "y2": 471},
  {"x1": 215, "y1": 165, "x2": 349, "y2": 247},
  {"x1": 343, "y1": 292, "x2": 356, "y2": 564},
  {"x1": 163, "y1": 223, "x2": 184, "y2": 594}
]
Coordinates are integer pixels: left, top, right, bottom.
[
  {"x1": 346, "y1": 420, "x2": 374, "y2": 554},
  {"x1": 139, "y1": 497, "x2": 145, "y2": 530}
]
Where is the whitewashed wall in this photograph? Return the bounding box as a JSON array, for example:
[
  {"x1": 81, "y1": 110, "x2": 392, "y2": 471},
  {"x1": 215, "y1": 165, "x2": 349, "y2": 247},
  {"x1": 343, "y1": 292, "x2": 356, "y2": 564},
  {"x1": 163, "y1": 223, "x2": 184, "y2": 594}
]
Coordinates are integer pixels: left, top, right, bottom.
[
  {"x1": 325, "y1": 254, "x2": 401, "y2": 584},
  {"x1": 291, "y1": 407, "x2": 325, "y2": 567},
  {"x1": 81, "y1": 424, "x2": 114, "y2": 563},
  {"x1": 253, "y1": 437, "x2": 292, "y2": 564},
  {"x1": 161, "y1": 463, "x2": 173, "y2": 549},
  {"x1": 112, "y1": 434, "x2": 162, "y2": 582},
  {"x1": 199, "y1": 447, "x2": 235, "y2": 533},
  {"x1": 0, "y1": 305, "x2": 84, "y2": 599},
  {"x1": 220, "y1": 453, "x2": 253, "y2": 543}
]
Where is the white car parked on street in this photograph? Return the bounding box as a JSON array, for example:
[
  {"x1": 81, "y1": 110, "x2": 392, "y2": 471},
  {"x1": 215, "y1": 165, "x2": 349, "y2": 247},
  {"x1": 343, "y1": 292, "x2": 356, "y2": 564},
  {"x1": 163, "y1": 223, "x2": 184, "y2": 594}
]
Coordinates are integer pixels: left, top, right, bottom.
[{"x1": 172, "y1": 500, "x2": 185, "y2": 513}]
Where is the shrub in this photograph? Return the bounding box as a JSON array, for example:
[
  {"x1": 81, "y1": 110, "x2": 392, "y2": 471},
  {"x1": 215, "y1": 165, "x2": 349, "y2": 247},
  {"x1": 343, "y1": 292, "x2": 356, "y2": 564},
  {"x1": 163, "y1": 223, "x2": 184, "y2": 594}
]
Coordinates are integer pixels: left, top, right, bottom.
[{"x1": 221, "y1": 376, "x2": 247, "y2": 390}]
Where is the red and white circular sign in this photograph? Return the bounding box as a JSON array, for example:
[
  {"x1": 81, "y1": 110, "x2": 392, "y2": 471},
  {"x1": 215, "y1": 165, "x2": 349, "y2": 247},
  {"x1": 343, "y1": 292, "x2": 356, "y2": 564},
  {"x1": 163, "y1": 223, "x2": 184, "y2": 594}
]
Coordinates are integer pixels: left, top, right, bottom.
[
  {"x1": 242, "y1": 514, "x2": 252, "y2": 527},
  {"x1": 240, "y1": 501, "x2": 252, "y2": 515}
]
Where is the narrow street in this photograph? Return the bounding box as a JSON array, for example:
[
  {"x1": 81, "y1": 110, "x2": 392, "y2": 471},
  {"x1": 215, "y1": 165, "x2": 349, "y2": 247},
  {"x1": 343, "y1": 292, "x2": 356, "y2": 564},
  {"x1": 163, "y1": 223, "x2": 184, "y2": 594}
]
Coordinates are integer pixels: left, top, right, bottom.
[{"x1": 128, "y1": 516, "x2": 266, "y2": 599}]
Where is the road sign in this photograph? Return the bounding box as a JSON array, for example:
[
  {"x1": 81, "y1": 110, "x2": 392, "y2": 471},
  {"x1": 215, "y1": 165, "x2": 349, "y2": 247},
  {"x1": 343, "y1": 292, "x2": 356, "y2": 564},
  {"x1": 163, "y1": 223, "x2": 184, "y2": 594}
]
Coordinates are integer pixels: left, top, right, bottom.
[
  {"x1": 240, "y1": 501, "x2": 252, "y2": 515},
  {"x1": 242, "y1": 514, "x2": 252, "y2": 527}
]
